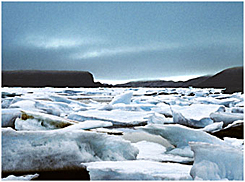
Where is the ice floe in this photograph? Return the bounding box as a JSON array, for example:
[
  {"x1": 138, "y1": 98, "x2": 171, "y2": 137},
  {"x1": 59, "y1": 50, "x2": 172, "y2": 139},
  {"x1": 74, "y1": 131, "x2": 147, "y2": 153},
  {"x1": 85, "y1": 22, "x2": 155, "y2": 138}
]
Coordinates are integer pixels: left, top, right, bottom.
[
  {"x1": 138, "y1": 124, "x2": 227, "y2": 158},
  {"x1": 91, "y1": 128, "x2": 123, "y2": 135},
  {"x1": 2, "y1": 108, "x2": 22, "y2": 128},
  {"x1": 151, "y1": 102, "x2": 172, "y2": 117},
  {"x1": 1, "y1": 87, "x2": 243, "y2": 181},
  {"x1": 9, "y1": 99, "x2": 43, "y2": 113},
  {"x1": 171, "y1": 104, "x2": 225, "y2": 128},
  {"x1": 2, "y1": 127, "x2": 138, "y2": 173},
  {"x1": 122, "y1": 130, "x2": 173, "y2": 148},
  {"x1": 67, "y1": 110, "x2": 150, "y2": 127},
  {"x1": 60, "y1": 120, "x2": 113, "y2": 131},
  {"x1": 139, "y1": 124, "x2": 227, "y2": 147},
  {"x1": 35, "y1": 100, "x2": 75, "y2": 116},
  {"x1": 146, "y1": 112, "x2": 173, "y2": 124},
  {"x1": 110, "y1": 91, "x2": 133, "y2": 105},
  {"x1": 133, "y1": 141, "x2": 193, "y2": 164},
  {"x1": 201, "y1": 122, "x2": 224, "y2": 133},
  {"x1": 82, "y1": 160, "x2": 192, "y2": 180},
  {"x1": 210, "y1": 112, "x2": 244, "y2": 126},
  {"x1": 193, "y1": 97, "x2": 241, "y2": 107},
  {"x1": 2, "y1": 174, "x2": 39, "y2": 181},
  {"x1": 15, "y1": 110, "x2": 77, "y2": 131},
  {"x1": 2, "y1": 98, "x2": 14, "y2": 108},
  {"x1": 190, "y1": 142, "x2": 243, "y2": 180},
  {"x1": 223, "y1": 137, "x2": 244, "y2": 150}
]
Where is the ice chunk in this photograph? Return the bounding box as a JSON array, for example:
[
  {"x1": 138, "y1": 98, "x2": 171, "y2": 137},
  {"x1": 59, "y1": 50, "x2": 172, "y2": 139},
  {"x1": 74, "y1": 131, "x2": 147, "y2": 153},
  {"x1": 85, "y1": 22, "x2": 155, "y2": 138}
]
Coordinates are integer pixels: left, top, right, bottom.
[
  {"x1": 97, "y1": 103, "x2": 114, "y2": 111},
  {"x1": 194, "y1": 97, "x2": 241, "y2": 107},
  {"x1": 108, "y1": 103, "x2": 157, "y2": 112},
  {"x1": 210, "y1": 112, "x2": 244, "y2": 126},
  {"x1": 67, "y1": 110, "x2": 149, "y2": 127},
  {"x1": 218, "y1": 98, "x2": 242, "y2": 107},
  {"x1": 193, "y1": 97, "x2": 223, "y2": 105},
  {"x1": 146, "y1": 112, "x2": 172, "y2": 124},
  {"x1": 1, "y1": 98, "x2": 13, "y2": 108},
  {"x1": 133, "y1": 97, "x2": 160, "y2": 105},
  {"x1": 91, "y1": 128, "x2": 123, "y2": 135},
  {"x1": 139, "y1": 124, "x2": 226, "y2": 149},
  {"x1": 2, "y1": 174, "x2": 39, "y2": 181},
  {"x1": 122, "y1": 130, "x2": 173, "y2": 148},
  {"x1": 9, "y1": 100, "x2": 42, "y2": 112},
  {"x1": 100, "y1": 102, "x2": 156, "y2": 112},
  {"x1": 201, "y1": 122, "x2": 223, "y2": 133},
  {"x1": 15, "y1": 110, "x2": 77, "y2": 131},
  {"x1": 190, "y1": 142, "x2": 243, "y2": 180},
  {"x1": 151, "y1": 103, "x2": 172, "y2": 117},
  {"x1": 2, "y1": 108, "x2": 22, "y2": 128},
  {"x1": 133, "y1": 141, "x2": 166, "y2": 160},
  {"x1": 61, "y1": 120, "x2": 113, "y2": 131},
  {"x1": 35, "y1": 100, "x2": 75, "y2": 116},
  {"x1": 171, "y1": 104, "x2": 224, "y2": 128},
  {"x1": 49, "y1": 94, "x2": 88, "y2": 107},
  {"x1": 48, "y1": 94, "x2": 75, "y2": 104},
  {"x1": 2, "y1": 128, "x2": 138, "y2": 173},
  {"x1": 7, "y1": 98, "x2": 76, "y2": 117},
  {"x1": 82, "y1": 160, "x2": 192, "y2": 180},
  {"x1": 110, "y1": 103, "x2": 144, "y2": 111},
  {"x1": 192, "y1": 90, "x2": 209, "y2": 97},
  {"x1": 167, "y1": 146, "x2": 194, "y2": 158},
  {"x1": 133, "y1": 141, "x2": 192, "y2": 164},
  {"x1": 136, "y1": 103, "x2": 156, "y2": 111},
  {"x1": 223, "y1": 137, "x2": 244, "y2": 150},
  {"x1": 110, "y1": 91, "x2": 133, "y2": 105}
]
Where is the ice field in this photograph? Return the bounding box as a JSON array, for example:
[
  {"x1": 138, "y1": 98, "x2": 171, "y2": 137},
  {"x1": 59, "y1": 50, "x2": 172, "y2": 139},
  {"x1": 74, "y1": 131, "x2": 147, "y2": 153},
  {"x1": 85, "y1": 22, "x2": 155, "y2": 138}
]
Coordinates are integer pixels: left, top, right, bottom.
[{"x1": 1, "y1": 87, "x2": 244, "y2": 180}]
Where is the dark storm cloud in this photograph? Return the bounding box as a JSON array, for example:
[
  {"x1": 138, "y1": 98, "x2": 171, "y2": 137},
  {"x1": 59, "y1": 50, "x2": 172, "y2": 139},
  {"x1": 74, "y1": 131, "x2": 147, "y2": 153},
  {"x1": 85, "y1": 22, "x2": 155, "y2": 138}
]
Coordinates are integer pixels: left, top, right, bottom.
[{"x1": 2, "y1": 2, "x2": 243, "y2": 82}]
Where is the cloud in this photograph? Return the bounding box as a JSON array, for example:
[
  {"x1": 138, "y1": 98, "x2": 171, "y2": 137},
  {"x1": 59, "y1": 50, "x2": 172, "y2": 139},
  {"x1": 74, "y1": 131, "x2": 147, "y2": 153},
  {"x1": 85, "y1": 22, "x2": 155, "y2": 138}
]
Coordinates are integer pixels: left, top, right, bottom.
[
  {"x1": 71, "y1": 42, "x2": 181, "y2": 59},
  {"x1": 20, "y1": 35, "x2": 103, "y2": 49}
]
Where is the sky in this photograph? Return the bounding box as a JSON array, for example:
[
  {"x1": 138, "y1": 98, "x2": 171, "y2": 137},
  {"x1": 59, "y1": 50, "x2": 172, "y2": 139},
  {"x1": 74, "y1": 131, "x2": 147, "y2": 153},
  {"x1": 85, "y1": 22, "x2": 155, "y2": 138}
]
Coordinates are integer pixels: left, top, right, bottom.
[{"x1": 2, "y1": 2, "x2": 243, "y2": 84}]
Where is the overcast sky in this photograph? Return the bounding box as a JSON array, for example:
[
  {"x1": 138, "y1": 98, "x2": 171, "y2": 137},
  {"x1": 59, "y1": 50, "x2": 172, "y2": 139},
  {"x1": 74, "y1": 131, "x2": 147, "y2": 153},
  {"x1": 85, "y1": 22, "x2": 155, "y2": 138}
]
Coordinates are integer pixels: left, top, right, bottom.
[{"x1": 2, "y1": 2, "x2": 243, "y2": 83}]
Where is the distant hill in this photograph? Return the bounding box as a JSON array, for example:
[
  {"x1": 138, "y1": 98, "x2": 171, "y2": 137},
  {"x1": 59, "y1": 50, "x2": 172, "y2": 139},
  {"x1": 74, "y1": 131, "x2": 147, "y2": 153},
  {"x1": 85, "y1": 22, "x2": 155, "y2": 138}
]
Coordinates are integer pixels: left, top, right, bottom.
[
  {"x1": 2, "y1": 70, "x2": 103, "y2": 88},
  {"x1": 181, "y1": 76, "x2": 211, "y2": 87},
  {"x1": 196, "y1": 67, "x2": 243, "y2": 94},
  {"x1": 115, "y1": 67, "x2": 243, "y2": 93},
  {"x1": 116, "y1": 80, "x2": 183, "y2": 87},
  {"x1": 2, "y1": 67, "x2": 243, "y2": 93},
  {"x1": 116, "y1": 76, "x2": 211, "y2": 88}
]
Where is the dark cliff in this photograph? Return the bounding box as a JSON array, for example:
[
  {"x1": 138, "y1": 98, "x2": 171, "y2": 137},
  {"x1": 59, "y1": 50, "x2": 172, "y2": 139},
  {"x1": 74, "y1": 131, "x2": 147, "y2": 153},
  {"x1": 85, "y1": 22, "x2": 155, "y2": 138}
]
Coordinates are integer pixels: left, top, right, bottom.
[
  {"x1": 2, "y1": 70, "x2": 103, "y2": 87},
  {"x1": 115, "y1": 67, "x2": 243, "y2": 93},
  {"x1": 196, "y1": 67, "x2": 243, "y2": 94}
]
